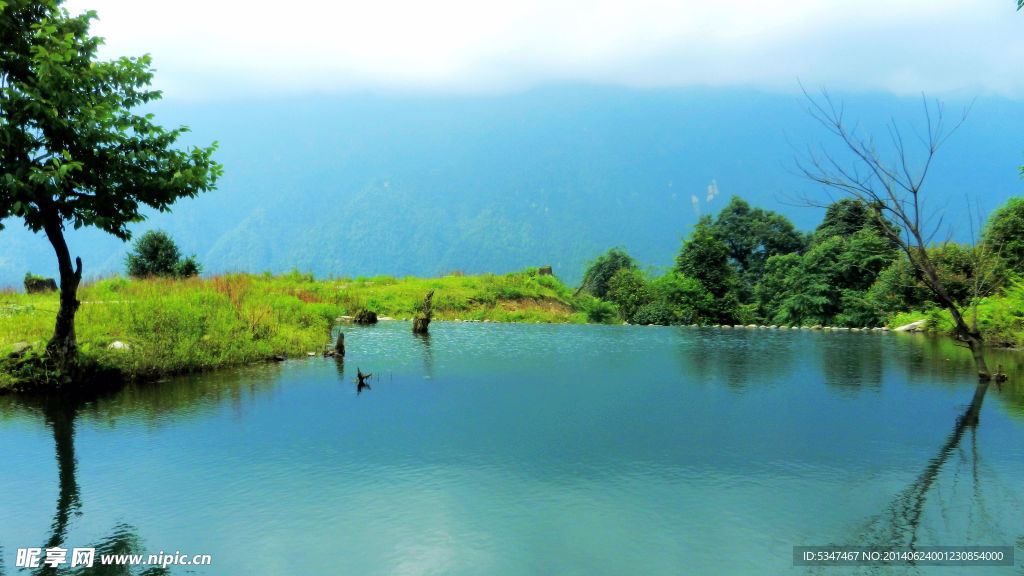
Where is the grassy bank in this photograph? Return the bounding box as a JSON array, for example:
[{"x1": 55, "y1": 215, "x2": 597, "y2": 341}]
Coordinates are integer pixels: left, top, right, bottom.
[
  {"x1": 884, "y1": 280, "x2": 1024, "y2": 349},
  {"x1": 0, "y1": 269, "x2": 581, "y2": 390}
]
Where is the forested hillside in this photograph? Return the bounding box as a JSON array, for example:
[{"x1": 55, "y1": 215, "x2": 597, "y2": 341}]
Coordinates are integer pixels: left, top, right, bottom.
[{"x1": 2, "y1": 86, "x2": 1021, "y2": 287}]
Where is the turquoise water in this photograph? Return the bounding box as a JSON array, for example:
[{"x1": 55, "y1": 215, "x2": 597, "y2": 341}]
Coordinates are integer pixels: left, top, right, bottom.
[{"x1": 2, "y1": 323, "x2": 1023, "y2": 574}]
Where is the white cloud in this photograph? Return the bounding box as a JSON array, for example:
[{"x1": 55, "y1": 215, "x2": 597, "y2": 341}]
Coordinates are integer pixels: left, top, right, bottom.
[{"x1": 63, "y1": 0, "x2": 1024, "y2": 99}]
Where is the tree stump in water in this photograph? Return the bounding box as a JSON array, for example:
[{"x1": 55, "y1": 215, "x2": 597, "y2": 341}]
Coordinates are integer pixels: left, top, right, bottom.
[
  {"x1": 334, "y1": 332, "x2": 345, "y2": 357},
  {"x1": 412, "y1": 290, "x2": 435, "y2": 334},
  {"x1": 353, "y1": 310, "x2": 378, "y2": 325}
]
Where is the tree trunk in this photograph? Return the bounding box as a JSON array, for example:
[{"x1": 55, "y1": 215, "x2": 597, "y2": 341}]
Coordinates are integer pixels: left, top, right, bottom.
[
  {"x1": 914, "y1": 251, "x2": 990, "y2": 381},
  {"x1": 412, "y1": 316, "x2": 430, "y2": 334},
  {"x1": 42, "y1": 214, "x2": 82, "y2": 369},
  {"x1": 963, "y1": 333, "x2": 991, "y2": 382}
]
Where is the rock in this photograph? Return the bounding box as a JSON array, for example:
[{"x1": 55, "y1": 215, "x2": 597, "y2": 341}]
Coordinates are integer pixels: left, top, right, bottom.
[
  {"x1": 8, "y1": 342, "x2": 31, "y2": 359},
  {"x1": 538, "y1": 266, "x2": 554, "y2": 276},
  {"x1": 353, "y1": 310, "x2": 378, "y2": 325},
  {"x1": 337, "y1": 315, "x2": 354, "y2": 323},
  {"x1": 24, "y1": 277, "x2": 57, "y2": 293},
  {"x1": 108, "y1": 341, "x2": 131, "y2": 351},
  {"x1": 893, "y1": 320, "x2": 926, "y2": 332},
  {"x1": 746, "y1": 324, "x2": 757, "y2": 329},
  {"x1": 378, "y1": 316, "x2": 395, "y2": 321},
  {"x1": 811, "y1": 325, "x2": 822, "y2": 330}
]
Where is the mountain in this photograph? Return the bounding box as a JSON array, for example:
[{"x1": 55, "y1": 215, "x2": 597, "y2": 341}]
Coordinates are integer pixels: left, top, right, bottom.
[{"x1": 2, "y1": 86, "x2": 1022, "y2": 288}]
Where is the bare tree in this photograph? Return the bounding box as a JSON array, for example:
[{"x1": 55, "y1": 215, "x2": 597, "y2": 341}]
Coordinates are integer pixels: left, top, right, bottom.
[{"x1": 797, "y1": 89, "x2": 992, "y2": 381}]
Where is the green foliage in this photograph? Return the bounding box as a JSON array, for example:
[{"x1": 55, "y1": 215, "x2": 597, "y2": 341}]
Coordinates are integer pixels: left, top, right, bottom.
[
  {"x1": 675, "y1": 216, "x2": 735, "y2": 298},
  {"x1": 605, "y1": 268, "x2": 651, "y2": 322},
  {"x1": 649, "y1": 272, "x2": 714, "y2": 325},
  {"x1": 984, "y1": 196, "x2": 1024, "y2": 274},
  {"x1": 0, "y1": 0, "x2": 221, "y2": 239},
  {"x1": 972, "y1": 279, "x2": 1024, "y2": 347},
  {"x1": 814, "y1": 198, "x2": 898, "y2": 243},
  {"x1": 125, "y1": 230, "x2": 180, "y2": 277},
  {"x1": 756, "y1": 211, "x2": 899, "y2": 327},
  {"x1": 125, "y1": 230, "x2": 201, "y2": 278},
  {"x1": 711, "y1": 196, "x2": 805, "y2": 287},
  {"x1": 631, "y1": 302, "x2": 676, "y2": 326},
  {"x1": 1, "y1": 269, "x2": 590, "y2": 388},
  {"x1": 580, "y1": 247, "x2": 636, "y2": 298},
  {"x1": 0, "y1": 0, "x2": 221, "y2": 363},
  {"x1": 174, "y1": 255, "x2": 202, "y2": 278},
  {"x1": 579, "y1": 296, "x2": 619, "y2": 324}
]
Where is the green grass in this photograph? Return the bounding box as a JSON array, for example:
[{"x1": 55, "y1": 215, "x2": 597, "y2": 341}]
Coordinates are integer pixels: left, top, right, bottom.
[
  {"x1": 0, "y1": 269, "x2": 581, "y2": 390},
  {"x1": 883, "y1": 280, "x2": 1024, "y2": 348}
]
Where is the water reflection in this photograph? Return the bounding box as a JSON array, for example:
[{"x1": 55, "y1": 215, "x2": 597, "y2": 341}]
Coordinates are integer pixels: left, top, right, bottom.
[
  {"x1": 413, "y1": 332, "x2": 434, "y2": 379},
  {"x1": 821, "y1": 337, "x2": 883, "y2": 394},
  {"x1": 0, "y1": 367, "x2": 283, "y2": 575},
  {"x1": 845, "y1": 381, "x2": 1024, "y2": 568},
  {"x1": 676, "y1": 328, "x2": 799, "y2": 390},
  {"x1": 10, "y1": 394, "x2": 168, "y2": 576}
]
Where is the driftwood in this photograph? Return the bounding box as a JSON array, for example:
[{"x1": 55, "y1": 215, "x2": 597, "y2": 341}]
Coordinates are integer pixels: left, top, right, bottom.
[
  {"x1": 412, "y1": 290, "x2": 435, "y2": 335},
  {"x1": 324, "y1": 332, "x2": 345, "y2": 358},
  {"x1": 356, "y1": 367, "x2": 372, "y2": 394}
]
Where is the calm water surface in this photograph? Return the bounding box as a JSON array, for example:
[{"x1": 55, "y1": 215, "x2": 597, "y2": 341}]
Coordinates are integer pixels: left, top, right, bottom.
[{"x1": 2, "y1": 323, "x2": 1023, "y2": 575}]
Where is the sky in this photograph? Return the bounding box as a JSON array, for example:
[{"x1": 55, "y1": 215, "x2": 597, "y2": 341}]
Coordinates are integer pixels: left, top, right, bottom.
[{"x1": 62, "y1": 0, "x2": 1024, "y2": 100}]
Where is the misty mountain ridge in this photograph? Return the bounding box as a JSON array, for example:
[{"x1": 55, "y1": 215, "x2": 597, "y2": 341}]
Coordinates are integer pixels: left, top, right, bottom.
[{"x1": 2, "y1": 86, "x2": 1021, "y2": 288}]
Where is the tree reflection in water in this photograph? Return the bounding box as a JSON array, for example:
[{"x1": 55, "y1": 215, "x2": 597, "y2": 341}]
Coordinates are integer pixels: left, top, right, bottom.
[
  {"x1": 842, "y1": 381, "x2": 1024, "y2": 573},
  {"x1": 30, "y1": 395, "x2": 169, "y2": 576},
  {"x1": 3, "y1": 367, "x2": 281, "y2": 575}
]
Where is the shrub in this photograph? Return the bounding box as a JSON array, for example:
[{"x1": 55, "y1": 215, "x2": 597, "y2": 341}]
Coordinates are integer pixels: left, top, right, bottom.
[
  {"x1": 632, "y1": 302, "x2": 676, "y2": 325},
  {"x1": 126, "y1": 230, "x2": 202, "y2": 278},
  {"x1": 579, "y1": 297, "x2": 619, "y2": 324}
]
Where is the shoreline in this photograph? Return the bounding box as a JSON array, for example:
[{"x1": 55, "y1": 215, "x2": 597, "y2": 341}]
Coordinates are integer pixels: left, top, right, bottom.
[{"x1": 3, "y1": 271, "x2": 1022, "y2": 393}]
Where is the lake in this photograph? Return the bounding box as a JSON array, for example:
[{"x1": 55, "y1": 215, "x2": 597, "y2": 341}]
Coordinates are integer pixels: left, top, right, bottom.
[{"x1": 1, "y1": 322, "x2": 1023, "y2": 575}]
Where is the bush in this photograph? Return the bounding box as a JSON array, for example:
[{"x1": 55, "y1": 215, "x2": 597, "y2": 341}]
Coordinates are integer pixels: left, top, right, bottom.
[
  {"x1": 606, "y1": 268, "x2": 652, "y2": 321},
  {"x1": 126, "y1": 230, "x2": 202, "y2": 278},
  {"x1": 631, "y1": 302, "x2": 676, "y2": 325},
  {"x1": 579, "y1": 297, "x2": 619, "y2": 324},
  {"x1": 580, "y1": 248, "x2": 636, "y2": 298}
]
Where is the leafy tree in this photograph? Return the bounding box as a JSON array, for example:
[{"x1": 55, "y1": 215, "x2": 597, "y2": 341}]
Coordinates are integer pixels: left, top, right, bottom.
[
  {"x1": 650, "y1": 272, "x2": 715, "y2": 324},
  {"x1": 675, "y1": 216, "x2": 735, "y2": 298},
  {"x1": 984, "y1": 196, "x2": 1024, "y2": 274},
  {"x1": 125, "y1": 229, "x2": 201, "y2": 278},
  {"x1": 605, "y1": 267, "x2": 651, "y2": 322},
  {"x1": 174, "y1": 255, "x2": 202, "y2": 278},
  {"x1": 757, "y1": 229, "x2": 897, "y2": 327},
  {"x1": 579, "y1": 247, "x2": 636, "y2": 299},
  {"x1": 814, "y1": 198, "x2": 898, "y2": 243},
  {"x1": 675, "y1": 216, "x2": 744, "y2": 324},
  {"x1": 711, "y1": 196, "x2": 805, "y2": 288},
  {"x1": 0, "y1": 0, "x2": 221, "y2": 367}
]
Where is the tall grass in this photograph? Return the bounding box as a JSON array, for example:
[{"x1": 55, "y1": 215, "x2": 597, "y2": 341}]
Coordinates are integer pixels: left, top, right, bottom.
[{"x1": 1, "y1": 269, "x2": 581, "y2": 387}]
